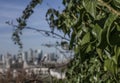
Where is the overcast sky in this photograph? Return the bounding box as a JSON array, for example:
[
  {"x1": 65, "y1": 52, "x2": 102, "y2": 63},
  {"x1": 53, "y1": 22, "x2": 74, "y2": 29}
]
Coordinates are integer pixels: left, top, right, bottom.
[{"x1": 0, "y1": 0, "x2": 64, "y2": 55}]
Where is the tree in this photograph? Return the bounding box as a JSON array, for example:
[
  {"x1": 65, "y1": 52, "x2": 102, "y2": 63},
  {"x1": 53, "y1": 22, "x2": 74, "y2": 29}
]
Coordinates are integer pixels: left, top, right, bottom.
[{"x1": 8, "y1": 0, "x2": 120, "y2": 82}]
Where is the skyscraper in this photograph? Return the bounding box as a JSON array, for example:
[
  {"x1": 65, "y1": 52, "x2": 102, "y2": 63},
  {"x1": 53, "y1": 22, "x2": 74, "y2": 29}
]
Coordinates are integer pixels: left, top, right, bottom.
[
  {"x1": 35, "y1": 49, "x2": 43, "y2": 63},
  {"x1": 0, "y1": 54, "x2": 2, "y2": 61},
  {"x1": 27, "y1": 48, "x2": 34, "y2": 63}
]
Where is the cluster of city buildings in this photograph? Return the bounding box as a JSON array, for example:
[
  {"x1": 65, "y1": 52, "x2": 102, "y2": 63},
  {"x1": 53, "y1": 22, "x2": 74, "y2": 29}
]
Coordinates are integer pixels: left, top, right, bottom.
[{"x1": 0, "y1": 48, "x2": 70, "y2": 80}]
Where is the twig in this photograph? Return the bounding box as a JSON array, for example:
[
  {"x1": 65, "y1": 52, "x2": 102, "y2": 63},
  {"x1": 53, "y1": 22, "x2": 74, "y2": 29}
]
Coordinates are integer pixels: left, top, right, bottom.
[{"x1": 25, "y1": 26, "x2": 70, "y2": 41}]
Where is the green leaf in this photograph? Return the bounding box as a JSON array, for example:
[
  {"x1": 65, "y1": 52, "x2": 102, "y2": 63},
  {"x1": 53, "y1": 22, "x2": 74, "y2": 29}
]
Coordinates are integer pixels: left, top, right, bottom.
[
  {"x1": 97, "y1": 28, "x2": 107, "y2": 49},
  {"x1": 86, "y1": 44, "x2": 92, "y2": 53},
  {"x1": 70, "y1": 32, "x2": 76, "y2": 49},
  {"x1": 116, "y1": 24, "x2": 120, "y2": 31},
  {"x1": 104, "y1": 46, "x2": 120, "y2": 75},
  {"x1": 96, "y1": 48, "x2": 103, "y2": 61},
  {"x1": 112, "y1": 46, "x2": 120, "y2": 64},
  {"x1": 67, "y1": 0, "x2": 73, "y2": 10},
  {"x1": 82, "y1": 0, "x2": 97, "y2": 18},
  {"x1": 104, "y1": 59, "x2": 117, "y2": 74},
  {"x1": 74, "y1": 44, "x2": 80, "y2": 54},
  {"x1": 105, "y1": 14, "x2": 118, "y2": 46},
  {"x1": 113, "y1": 0, "x2": 120, "y2": 9},
  {"x1": 92, "y1": 24, "x2": 102, "y2": 38},
  {"x1": 104, "y1": 49, "x2": 111, "y2": 59},
  {"x1": 112, "y1": 56, "x2": 117, "y2": 65},
  {"x1": 81, "y1": 32, "x2": 90, "y2": 45}
]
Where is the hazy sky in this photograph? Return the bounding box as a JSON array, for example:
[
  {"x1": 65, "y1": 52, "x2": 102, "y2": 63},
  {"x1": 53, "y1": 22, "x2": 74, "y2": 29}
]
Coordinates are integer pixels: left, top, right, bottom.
[{"x1": 0, "y1": 0, "x2": 64, "y2": 55}]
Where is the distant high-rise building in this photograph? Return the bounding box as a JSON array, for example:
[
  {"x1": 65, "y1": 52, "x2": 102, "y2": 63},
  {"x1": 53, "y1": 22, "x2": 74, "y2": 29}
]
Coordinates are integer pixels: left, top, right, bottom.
[
  {"x1": 5, "y1": 53, "x2": 12, "y2": 69},
  {"x1": 0, "y1": 54, "x2": 5, "y2": 64},
  {"x1": 24, "y1": 51, "x2": 28, "y2": 62},
  {"x1": 21, "y1": 52, "x2": 25, "y2": 61},
  {"x1": 50, "y1": 53, "x2": 58, "y2": 61},
  {"x1": 2, "y1": 54, "x2": 5, "y2": 64},
  {"x1": 7, "y1": 52, "x2": 12, "y2": 59},
  {"x1": 29, "y1": 48, "x2": 34, "y2": 62},
  {"x1": 18, "y1": 54, "x2": 22, "y2": 63},
  {"x1": 35, "y1": 49, "x2": 43, "y2": 63},
  {"x1": 21, "y1": 52, "x2": 28, "y2": 68},
  {"x1": 41, "y1": 53, "x2": 59, "y2": 62},
  {"x1": 13, "y1": 55, "x2": 17, "y2": 61},
  {"x1": 0, "y1": 54, "x2": 2, "y2": 61}
]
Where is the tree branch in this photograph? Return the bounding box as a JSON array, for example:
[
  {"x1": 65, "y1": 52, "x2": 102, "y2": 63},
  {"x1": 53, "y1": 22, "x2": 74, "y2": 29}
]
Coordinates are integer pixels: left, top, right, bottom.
[
  {"x1": 98, "y1": 0, "x2": 120, "y2": 16},
  {"x1": 6, "y1": 21, "x2": 70, "y2": 42},
  {"x1": 25, "y1": 26, "x2": 70, "y2": 41}
]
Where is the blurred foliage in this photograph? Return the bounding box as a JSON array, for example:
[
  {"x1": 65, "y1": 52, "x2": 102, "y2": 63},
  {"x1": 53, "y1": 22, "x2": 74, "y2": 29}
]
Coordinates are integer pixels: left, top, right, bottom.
[
  {"x1": 12, "y1": 0, "x2": 120, "y2": 82},
  {"x1": 46, "y1": 0, "x2": 120, "y2": 82}
]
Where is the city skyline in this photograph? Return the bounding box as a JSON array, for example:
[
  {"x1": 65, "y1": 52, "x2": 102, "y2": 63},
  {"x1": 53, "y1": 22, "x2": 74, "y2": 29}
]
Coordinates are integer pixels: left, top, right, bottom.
[{"x1": 0, "y1": 0, "x2": 64, "y2": 54}]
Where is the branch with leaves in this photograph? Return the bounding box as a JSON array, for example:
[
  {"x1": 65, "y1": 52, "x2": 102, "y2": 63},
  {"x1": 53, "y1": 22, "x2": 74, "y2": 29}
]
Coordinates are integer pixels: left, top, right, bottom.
[{"x1": 6, "y1": 21, "x2": 70, "y2": 48}]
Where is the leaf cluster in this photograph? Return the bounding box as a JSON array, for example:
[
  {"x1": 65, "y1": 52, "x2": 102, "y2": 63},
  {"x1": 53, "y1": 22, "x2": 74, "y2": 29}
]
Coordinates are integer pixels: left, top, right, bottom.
[
  {"x1": 12, "y1": 0, "x2": 42, "y2": 48},
  {"x1": 46, "y1": 0, "x2": 120, "y2": 82}
]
